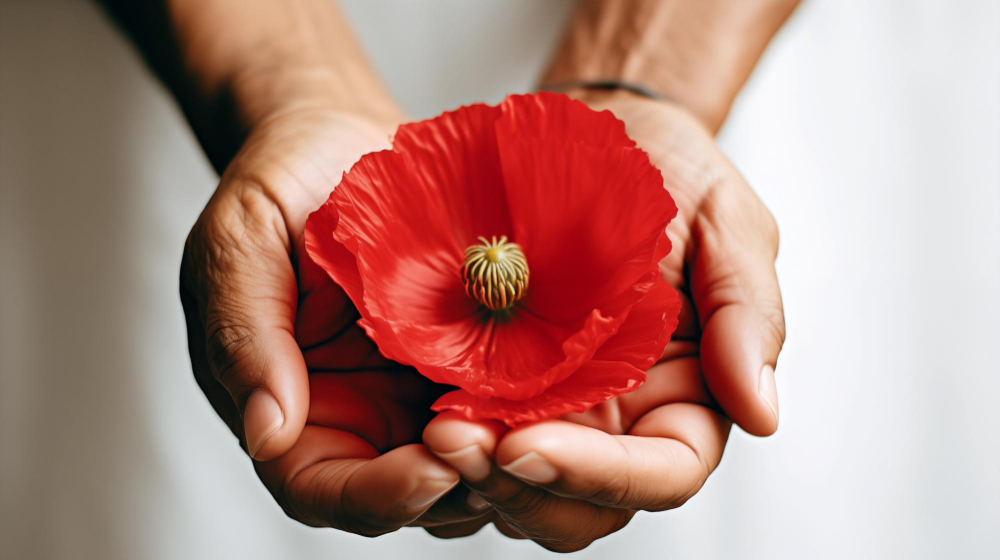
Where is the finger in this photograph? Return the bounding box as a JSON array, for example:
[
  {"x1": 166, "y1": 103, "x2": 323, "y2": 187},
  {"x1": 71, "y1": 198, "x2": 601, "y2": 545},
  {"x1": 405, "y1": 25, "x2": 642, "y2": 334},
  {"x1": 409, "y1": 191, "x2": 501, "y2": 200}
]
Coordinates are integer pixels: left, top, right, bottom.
[
  {"x1": 181, "y1": 184, "x2": 309, "y2": 460},
  {"x1": 562, "y1": 351, "x2": 711, "y2": 433},
  {"x1": 492, "y1": 516, "x2": 528, "y2": 540},
  {"x1": 306, "y1": 375, "x2": 484, "y2": 527},
  {"x1": 495, "y1": 405, "x2": 730, "y2": 511},
  {"x1": 411, "y1": 484, "x2": 495, "y2": 527},
  {"x1": 691, "y1": 188, "x2": 785, "y2": 436},
  {"x1": 256, "y1": 427, "x2": 459, "y2": 536},
  {"x1": 422, "y1": 513, "x2": 494, "y2": 539},
  {"x1": 423, "y1": 412, "x2": 631, "y2": 552}
]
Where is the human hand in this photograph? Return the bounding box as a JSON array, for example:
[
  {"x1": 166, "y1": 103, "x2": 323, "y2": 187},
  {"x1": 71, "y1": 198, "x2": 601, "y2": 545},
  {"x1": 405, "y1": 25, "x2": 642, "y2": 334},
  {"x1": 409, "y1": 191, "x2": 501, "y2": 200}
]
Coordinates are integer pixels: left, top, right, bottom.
[
  {"x1": 422, "y1": 89, "x2": 785, "y2": 551},
  {"x1": 180, "y1": 107, "x2": 492, "y2": 535}
]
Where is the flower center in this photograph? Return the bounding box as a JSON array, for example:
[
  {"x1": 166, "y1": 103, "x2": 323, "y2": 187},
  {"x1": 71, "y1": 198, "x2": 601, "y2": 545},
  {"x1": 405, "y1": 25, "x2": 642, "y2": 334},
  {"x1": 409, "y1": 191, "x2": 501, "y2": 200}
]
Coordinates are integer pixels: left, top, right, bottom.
[{"x1": 463, "y1": 235, "x2": 529, "y2": 310}]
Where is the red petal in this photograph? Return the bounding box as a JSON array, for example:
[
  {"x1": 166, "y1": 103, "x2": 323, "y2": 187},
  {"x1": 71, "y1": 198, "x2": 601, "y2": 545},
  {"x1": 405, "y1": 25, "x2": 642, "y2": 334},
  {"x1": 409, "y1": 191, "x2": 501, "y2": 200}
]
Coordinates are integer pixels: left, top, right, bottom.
[
  {"x1": 430, "y1": 279, "x2": 681, "y2": 425},
  {"x1": 593, "y1": 278, "x2": 682, "y2": 370},
  {"x1": 304, "y1": 198, "x2": 368, "y2": 316},
  {"x1": 413, "y1": 270, "x2": 657, "y2": 400},
  {"x1": 500, "y1": 91, "x2": 636, "y2": 149},
  {"x1": 495, "y1": 129, "x2": 677, "y2": 324},
  {"x1": 305, "y1": 104, "x2": 581, "y2": 397},
  {"x1": 306, "y1": 101, "x2": 510, "y2": 325},
  {"x1": 432, "y1": 360, "x2": 646, "y2": 427},
  {"x1": 305, "y1": 93, "x2": 681, "y2": 406},
  {"x1": 391, "y1": 102, "x2": 511, "y2": 244},
  {"x1": 330, "y1": 149, "x2": 484, "y2": 369}
]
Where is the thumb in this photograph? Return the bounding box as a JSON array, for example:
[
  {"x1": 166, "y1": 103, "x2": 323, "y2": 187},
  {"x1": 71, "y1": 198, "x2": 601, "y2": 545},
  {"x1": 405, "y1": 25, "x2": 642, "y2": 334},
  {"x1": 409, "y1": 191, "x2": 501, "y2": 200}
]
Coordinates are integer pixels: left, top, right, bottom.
[
  {"x1": 181, "y1": 189, "x2": 309, "y2": 461},
  {"x1": 692, "y1": 189, "x2": 785, "y2": 436}
]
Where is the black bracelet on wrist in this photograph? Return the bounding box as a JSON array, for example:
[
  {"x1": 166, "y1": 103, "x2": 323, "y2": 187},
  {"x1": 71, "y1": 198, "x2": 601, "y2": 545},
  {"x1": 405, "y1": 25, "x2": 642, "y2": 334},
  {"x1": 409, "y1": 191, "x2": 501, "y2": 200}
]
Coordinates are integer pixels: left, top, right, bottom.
[{"x1": 539, "y1": 79, "x2": 673, "y2": 103}]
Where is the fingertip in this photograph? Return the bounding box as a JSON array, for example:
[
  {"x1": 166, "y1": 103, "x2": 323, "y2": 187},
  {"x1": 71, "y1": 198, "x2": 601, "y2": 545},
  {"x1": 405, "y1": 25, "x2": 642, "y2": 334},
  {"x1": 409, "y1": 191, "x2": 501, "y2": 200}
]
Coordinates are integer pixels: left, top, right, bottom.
[
  {"x1": 700, "y1": 305, "x2": 781, "y2": 438},
  {"x1": 495, "y1": 421, "x2": 606, "y2": 487},
  {"x1": 738, "y1": 361, "x2": 780, "y2": 436},
  {"x1": 339, "y1": 444, "x2": 461, "y2": 528},
  {"x1": 423, "y1": 411, "x2": 506, "y2": 454},
  {"x1": 241, "y1": 333, "x2": 310, "y2": 461},
  {"x1": 498, "y1": 451, "x2": 559, "y2": 485},
  {"x1": 385, "y1": 444, "x2": 460, "y2": 515},
  {"x1": 405, "y1": 443, "x2": 462, "y2": 484},
  {"x1": 494, "y1": 420, "x2": 579, "y2": 466},
  {"x1": 423, "y1": 412, "x2": 506, "y2": 482},
  {"x1": 262, "y1": 437, "x2": 460, "y2": 533},
  {"x1": 754, "y1": 364, "x2": 780, "y2": 437},
  {"x1": 245, "y1": 389, "x2": 284, "y2": 459}
]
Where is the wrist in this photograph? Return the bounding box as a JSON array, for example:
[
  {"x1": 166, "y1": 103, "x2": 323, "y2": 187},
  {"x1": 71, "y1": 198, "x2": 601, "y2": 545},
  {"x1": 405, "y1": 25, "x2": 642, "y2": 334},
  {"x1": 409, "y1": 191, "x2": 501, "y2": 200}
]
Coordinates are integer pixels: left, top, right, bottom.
[
  {"x1": 557, "y1": 86, "x2": 699, "y2": 133},
  {"x1": 226, "y1": 63, "x2": 404, "y2": 133},
  {"x1": 157, "y1": 0, "x2": 404, "y2": 172},
  {"x1": 542, "y1": 0, "x2": 798, "y2": 134},
  {"x1": 197, "y1": 62, "x2": 402, "y2": 171}
]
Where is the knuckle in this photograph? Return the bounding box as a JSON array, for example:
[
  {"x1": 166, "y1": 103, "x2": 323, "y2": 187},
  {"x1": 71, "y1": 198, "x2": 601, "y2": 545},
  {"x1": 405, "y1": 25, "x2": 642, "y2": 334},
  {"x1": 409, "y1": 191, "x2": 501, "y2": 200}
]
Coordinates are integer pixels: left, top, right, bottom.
[
  {"x1": 502, "y1": 496, "x2": 605, "y2": 546},
  {"x1": 606, "y1": 442, "x2": 635, "y2": 508},
  {"x1": 495, "y1": 486, "x2": 549, "y2": 522},
  {"x1": 204, "y1": 320, "x2": 258, "y2": 384},
  {"x1": 277, "y1": 463, "x2": 326, "y2": 527},
  {"x1": 180, "y1": 184, "x2": 292, "y2": 387},
  {"x1": 276, "y1": 501, "x2": 322, "y2": 528},
  {"x1": 533, "y1": 508, "x2": 632, "y2": 551},
  {"x1": 762, "y1": 305, "x2": 787, "y2": 349},
  {"x1": 278, "y1": 460, "x2": 400, "y2": 537},
  {"x1": 587, "y1": 457, "x2": 632, "y2": 509},
  {"x1": 601, "y1": 483, "x2": 630, "y2": 509},
  {"x1": 641, "y1": 446, "x2": 708, "y2": 512},
  {"x1": 668, "y1": 448, "x2": 709, "y2": 511},
  {"x1": 197, "y1": 208, "x2": 257, "y2": 281},
  {"x1": 696, "y1": 187, "x2": 779, "y2": 261},
  {"x1": 181, "y1": 183, "x2": 287, "y2": 298},
  {"x1": 273, "y1": 468, "x2": 326, "y2": 529},
  {"x1": 665, "y1": 479, "x2": 702, "y2": 510},
  {"x1": 336, "y1": 478, "x2": 404, "y2": 537}
]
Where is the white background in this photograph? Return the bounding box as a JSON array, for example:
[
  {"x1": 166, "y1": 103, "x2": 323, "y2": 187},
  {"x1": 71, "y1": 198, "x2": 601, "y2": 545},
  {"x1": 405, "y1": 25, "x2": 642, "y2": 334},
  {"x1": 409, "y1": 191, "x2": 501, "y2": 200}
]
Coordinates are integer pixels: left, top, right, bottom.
[{"x1": 2, "y1": 1, "x2": 998, "y2": 558}]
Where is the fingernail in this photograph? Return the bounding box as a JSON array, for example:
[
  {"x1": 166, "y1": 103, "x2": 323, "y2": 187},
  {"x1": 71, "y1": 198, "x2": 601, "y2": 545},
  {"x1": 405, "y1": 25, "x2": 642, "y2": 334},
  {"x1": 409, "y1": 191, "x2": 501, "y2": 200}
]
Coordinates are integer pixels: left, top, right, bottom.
[
  {"x1": 406, "y1": 479, "x2": 458, "y2": 511},
  {"x1": 759, "y1": 365, "x2": 779, "y2": 425},
  {"x1": 499, "y1": 451, "x2": 558, "y2": 484},
  {"x1": 466, "y1": 491, "x2": 491, "y2": 511},
  {"x1": 244, "y1": 389, "x2": 283, "y2": 459},
  {"x1": 435, "y1": 445, "x2": 491, "y2": 482}
]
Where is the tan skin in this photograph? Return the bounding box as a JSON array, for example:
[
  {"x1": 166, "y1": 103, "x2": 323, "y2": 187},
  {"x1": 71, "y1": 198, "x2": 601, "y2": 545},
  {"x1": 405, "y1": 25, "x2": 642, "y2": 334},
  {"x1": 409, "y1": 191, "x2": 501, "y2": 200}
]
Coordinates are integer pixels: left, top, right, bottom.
[{"x1": 102, "y1": 0, "x2": 793, "y2": 550}]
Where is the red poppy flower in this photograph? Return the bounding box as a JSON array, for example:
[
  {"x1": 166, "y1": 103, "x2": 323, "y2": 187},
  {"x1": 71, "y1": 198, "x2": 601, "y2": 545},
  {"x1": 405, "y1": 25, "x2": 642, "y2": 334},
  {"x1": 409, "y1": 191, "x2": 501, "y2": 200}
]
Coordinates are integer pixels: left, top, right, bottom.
[{"x1": 305, "y1": 92, "x2": 680, "y2": 426}]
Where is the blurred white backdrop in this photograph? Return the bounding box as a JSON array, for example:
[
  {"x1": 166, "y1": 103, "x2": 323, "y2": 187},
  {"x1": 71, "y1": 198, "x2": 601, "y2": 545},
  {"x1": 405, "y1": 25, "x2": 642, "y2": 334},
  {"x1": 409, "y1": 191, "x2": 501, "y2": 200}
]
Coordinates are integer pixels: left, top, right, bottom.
[{"x1": 2, "y1": 1, "x2": 998, "y2": 559}]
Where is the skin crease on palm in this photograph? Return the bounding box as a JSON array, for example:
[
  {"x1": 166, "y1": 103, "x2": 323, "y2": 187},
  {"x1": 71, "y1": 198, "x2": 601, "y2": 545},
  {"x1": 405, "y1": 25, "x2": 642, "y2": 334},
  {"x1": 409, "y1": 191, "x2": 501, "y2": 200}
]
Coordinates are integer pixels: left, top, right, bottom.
[{"x1": 179, "y1": 88, "x2": 785, "y2": 550}]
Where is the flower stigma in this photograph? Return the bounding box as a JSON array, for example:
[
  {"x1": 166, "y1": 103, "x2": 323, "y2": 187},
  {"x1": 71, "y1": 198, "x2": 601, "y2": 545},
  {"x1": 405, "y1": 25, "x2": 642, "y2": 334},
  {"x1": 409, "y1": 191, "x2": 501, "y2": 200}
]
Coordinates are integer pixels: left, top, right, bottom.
[{"x1": 463, "y1": 235, "x2": 529, "y2": 310}]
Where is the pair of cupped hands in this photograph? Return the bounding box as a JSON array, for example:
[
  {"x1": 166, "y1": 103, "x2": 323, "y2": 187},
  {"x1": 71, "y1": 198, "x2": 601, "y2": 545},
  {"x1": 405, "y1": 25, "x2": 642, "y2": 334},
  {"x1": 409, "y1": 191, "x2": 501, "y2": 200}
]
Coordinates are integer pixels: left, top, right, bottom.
[{"x1": 180, "y1": 88, "x2": 785, "y2": 552}]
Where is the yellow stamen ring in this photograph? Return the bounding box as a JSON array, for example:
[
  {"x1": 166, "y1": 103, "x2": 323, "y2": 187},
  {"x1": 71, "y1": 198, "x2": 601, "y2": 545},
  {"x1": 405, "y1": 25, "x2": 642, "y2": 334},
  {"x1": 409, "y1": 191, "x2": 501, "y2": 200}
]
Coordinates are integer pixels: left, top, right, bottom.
[{"x1": 463, "y1": 235, "x2": 529, "y2": 310}]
